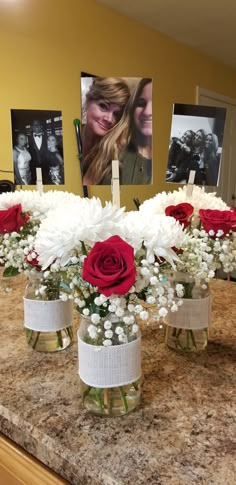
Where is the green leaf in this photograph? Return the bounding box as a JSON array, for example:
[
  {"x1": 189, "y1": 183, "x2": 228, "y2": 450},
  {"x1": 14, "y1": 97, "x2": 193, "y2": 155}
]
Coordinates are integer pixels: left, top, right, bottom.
[{"x1": 3, "y1": 267, "x2": 20, "y2": 277}]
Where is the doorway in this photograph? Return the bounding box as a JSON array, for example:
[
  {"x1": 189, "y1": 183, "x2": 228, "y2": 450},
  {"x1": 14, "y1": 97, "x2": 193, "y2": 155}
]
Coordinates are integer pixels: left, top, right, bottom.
[{"x1": 196, "y1": 87, "x2": 236, "y2": 207}]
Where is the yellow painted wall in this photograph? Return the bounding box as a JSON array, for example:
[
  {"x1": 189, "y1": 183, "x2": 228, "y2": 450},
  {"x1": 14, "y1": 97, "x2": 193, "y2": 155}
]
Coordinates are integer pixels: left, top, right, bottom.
[{"x1": 1, "y1": 0, "x2": 236, "y2": 209}]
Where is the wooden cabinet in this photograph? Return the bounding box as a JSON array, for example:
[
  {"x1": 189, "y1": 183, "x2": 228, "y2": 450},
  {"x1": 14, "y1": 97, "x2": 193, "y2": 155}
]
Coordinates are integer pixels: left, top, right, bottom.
[{"x1": 0, "y1": 434, "x2": 68, "y2": 485}]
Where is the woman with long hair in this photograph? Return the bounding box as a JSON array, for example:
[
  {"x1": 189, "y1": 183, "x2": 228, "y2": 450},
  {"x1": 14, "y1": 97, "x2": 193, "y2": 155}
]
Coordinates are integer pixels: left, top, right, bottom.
[
  {"x1": 13, "y1": 133, "x2": 32, "y2": 185},
  {"x1": 188, "y1": 129, "x2": 207, "y2": 184},
  {"x1": 46, "y1": 134, "x2": 64, "y2": 185},
  {"x1": 166, "y1": 130, "x2": 195, "y2": 182},
  {"x1": 205, "y1": 133, "x2": 220, "y2": 185},
  {"x1": 120, "y1": 78, "x2": 152, "y2": 184},
  {"x1": 82, "y1": 77, "x2": 130, "y2": 185}
]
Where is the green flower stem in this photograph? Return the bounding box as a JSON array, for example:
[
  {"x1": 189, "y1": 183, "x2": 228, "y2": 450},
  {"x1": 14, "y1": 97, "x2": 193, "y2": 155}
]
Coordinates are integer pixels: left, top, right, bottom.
[
  {"x1": 81, "y1": 241, "x2": 87, "y2": 256},
  {"x1": 103, "y1": 388, "x2": 110, "y2": 413},
  {"x1": 169, "y1": 327, "x2": 207, "y2": 352},
  {"x1": 56, "y1": 330, "x2": 63, "y2": 348},
  {"x1": 119, "y1": 387, "x2": 128, "y2": 412},
  {"x1": 186, "y1": 329, "x2": 190, "y2": 351},
  {"x1": 32, "y1": 331, "x2": 40, "y2": 349},
  {"x1": 172, "y1": 328, "x2": 177, "y2": 337},
  {"x1": 82, "y1": 383, "x2": 140, "y2": 414},
  {"x1": 132, "y1": 380, "x2": 140, "y2": 391},
  {"x1": 189, "y1": 329, "x2": 197, "y2": 349},
  {"x1": 82, "y1": 386, "x2": 92, "y2": 404},
  {"x1": 26, "y1": 329, "x2": 33, "y2": 344},
  {"x1": 66, "y1": 326, "x2": 74, "y2": 341},
  {"x1": 95, "y1": 388, "x2": 105, "y2": 411},
  {"x1": 171, "y1": 328, "x2": 184, "y2": 350}
]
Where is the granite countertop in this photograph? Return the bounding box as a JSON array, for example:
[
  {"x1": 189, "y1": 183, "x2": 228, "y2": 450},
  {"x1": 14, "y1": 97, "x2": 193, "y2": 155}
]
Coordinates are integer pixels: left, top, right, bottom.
[{"x1": 0, "y1": 274, "x2": 235, "y2": 485}]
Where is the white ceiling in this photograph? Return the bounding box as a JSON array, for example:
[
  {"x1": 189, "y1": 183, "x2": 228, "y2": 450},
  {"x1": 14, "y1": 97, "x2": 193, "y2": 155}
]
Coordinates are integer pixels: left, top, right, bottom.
[{"x1": 97, "y1": 0, "x2": 236, "y2": 70}]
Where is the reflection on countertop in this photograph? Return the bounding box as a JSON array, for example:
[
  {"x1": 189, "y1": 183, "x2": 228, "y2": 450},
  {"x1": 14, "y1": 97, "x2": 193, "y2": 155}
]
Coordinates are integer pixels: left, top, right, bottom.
[{"x1": 0, "y1": 274, "x2": 235, "y2": 485}]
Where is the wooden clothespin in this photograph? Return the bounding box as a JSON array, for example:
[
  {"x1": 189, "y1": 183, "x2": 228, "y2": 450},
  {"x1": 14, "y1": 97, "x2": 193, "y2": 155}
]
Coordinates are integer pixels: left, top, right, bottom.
[
  {"x1": 186, "y1": 170, "x2": 196, "y2": 198},
  {"x1": 111, "y1": 160, "x2": 120, "y2": 208},
  {"x1": 36, "y1": 168, "x2": 43, "y2": 195}
]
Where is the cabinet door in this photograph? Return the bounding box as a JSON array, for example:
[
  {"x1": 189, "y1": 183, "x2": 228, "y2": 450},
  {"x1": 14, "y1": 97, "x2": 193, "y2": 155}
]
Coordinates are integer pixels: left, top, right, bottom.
[{"x1": 0, "y1": 435, "x2": 68, "y2": 485}]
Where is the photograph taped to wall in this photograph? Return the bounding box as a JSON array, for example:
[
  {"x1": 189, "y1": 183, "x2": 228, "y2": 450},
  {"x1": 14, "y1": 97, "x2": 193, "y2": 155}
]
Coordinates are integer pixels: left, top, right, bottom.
[
  {"x1": 80, "y1": 76, "x2": 153, "y2": 185},
  {"x1": 11, "y1": 109, "x2": 64, "y2": 186},
  {"x1": 165, "y1": 104, "x2": 226, "y2": 186}
]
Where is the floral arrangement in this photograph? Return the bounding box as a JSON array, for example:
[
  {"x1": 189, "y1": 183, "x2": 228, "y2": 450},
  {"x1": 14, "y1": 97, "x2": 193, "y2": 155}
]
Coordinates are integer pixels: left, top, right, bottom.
[
  {"x1": 33, "y1": 202, "x2": 189, "y2": 346},
  {"x1": 140, "y1": 186, "x2": 236, "y2": 287},
  {"x1": 0, "y1": 190, "x2": 82, "y2": 277}
]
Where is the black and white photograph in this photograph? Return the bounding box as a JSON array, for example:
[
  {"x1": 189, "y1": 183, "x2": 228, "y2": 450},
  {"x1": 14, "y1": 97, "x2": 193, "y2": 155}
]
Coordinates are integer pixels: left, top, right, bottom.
[
  {"x1": 165, "y1": 104, "x2": 226, "y2": 186},
  {"x1": 80, "y1": 76, "x2": 153, "y2": 185},
  {"x1": 11, "y1": 109, "x2": 64, "y2": 186}
]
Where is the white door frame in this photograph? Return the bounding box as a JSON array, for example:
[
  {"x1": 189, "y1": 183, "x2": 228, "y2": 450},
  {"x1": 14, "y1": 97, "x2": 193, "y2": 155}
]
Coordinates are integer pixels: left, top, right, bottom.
[
  {"x1": 196, "y1": 86, "x2": 236, "y2": 107},
  {"x1": 196, "y1": 86, "x2": 236, "y2": 207}
]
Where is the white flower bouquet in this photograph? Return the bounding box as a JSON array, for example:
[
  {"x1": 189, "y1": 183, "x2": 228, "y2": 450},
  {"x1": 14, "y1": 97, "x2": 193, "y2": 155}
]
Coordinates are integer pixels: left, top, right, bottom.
[
  {"x1": 140, "y1": 186, "x2": 236, "y2": 352},
  {"x1": 32, "y1": 199, "x2": 188, "y2": 415},
  {"x1": 140, "y1": 185, "x2": 236, "y2": 284},
  {"x1": 34, "y1": 202, "x2": 189, "y2": 344}
]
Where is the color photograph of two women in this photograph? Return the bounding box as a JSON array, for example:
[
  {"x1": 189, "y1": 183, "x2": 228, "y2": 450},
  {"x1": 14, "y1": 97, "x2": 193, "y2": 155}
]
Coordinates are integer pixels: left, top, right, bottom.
[{"x1": 81, "y1": 77, "x2": 153, "y2": 185}]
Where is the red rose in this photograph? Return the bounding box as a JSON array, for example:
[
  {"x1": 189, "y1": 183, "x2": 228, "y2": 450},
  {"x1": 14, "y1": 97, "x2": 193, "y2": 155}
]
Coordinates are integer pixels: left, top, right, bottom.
[
  {"x1": 199, "y1": 209, "x2": 236, "y2": 237},
  {"x1": 82, "y1": 235, "x2": 136, "y2": 297},
  {"x1": 230, "y1": 207, "x2": 236, "y2": 232},
  {"x1": 165, "y1": 203, "x2": 194, "y2": 228},
  {"x1": 0, "y1": 204, "x2": 30, "y2": 234}
]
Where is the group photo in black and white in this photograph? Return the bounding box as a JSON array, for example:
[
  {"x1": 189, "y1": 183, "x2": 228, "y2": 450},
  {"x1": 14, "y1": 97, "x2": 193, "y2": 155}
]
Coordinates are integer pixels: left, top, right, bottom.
[
  {"x1": 165, "y1": 104, "x2": 226, "y2": 186},
  {"x1": 11, "y1": 109, "x2": 64, "y2": 186}
]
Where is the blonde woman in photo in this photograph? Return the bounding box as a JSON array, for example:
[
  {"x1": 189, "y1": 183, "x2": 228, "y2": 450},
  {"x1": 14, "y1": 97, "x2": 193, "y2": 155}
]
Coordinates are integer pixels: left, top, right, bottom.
[{"x1": 82, "y1": 77, "x2": 130, "y2": 185}]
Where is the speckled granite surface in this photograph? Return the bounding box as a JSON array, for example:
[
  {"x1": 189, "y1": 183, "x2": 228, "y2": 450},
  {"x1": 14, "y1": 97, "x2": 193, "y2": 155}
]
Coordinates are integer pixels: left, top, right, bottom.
[{"x1": 0, "y1": 273, "x2": 235, "y2": 485}]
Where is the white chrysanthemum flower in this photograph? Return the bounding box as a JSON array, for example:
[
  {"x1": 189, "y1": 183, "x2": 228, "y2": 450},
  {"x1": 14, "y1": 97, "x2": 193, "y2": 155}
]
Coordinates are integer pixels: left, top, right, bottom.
[
  {"x1": 35, "y1": 198, "x2": 125, "y2": 269},
  {"x1": 139, "y1": 185, "x2": 229, "y2": 217},
  {"x1": 116, "y1": 211, "x2": 188, "y2": 266},
  {"x1": 115, "y1": 326, "x2": 124, "y2": 335},
  {"x1": 0, "y1": 190, "x2": 80, "y2": 220}
]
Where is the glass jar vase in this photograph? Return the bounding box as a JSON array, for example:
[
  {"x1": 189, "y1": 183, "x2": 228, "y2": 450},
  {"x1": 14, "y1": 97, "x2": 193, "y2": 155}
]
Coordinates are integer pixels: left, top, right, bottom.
[
  {"x1": 24, "y1": 271, "x2": 73, "y2": 352},
  {"x1": 78, "y1": 314, "x2": 141, "y2": 416},
  {"x1": 164, "y1": 272, "x2": 211, "y2": 352}
]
